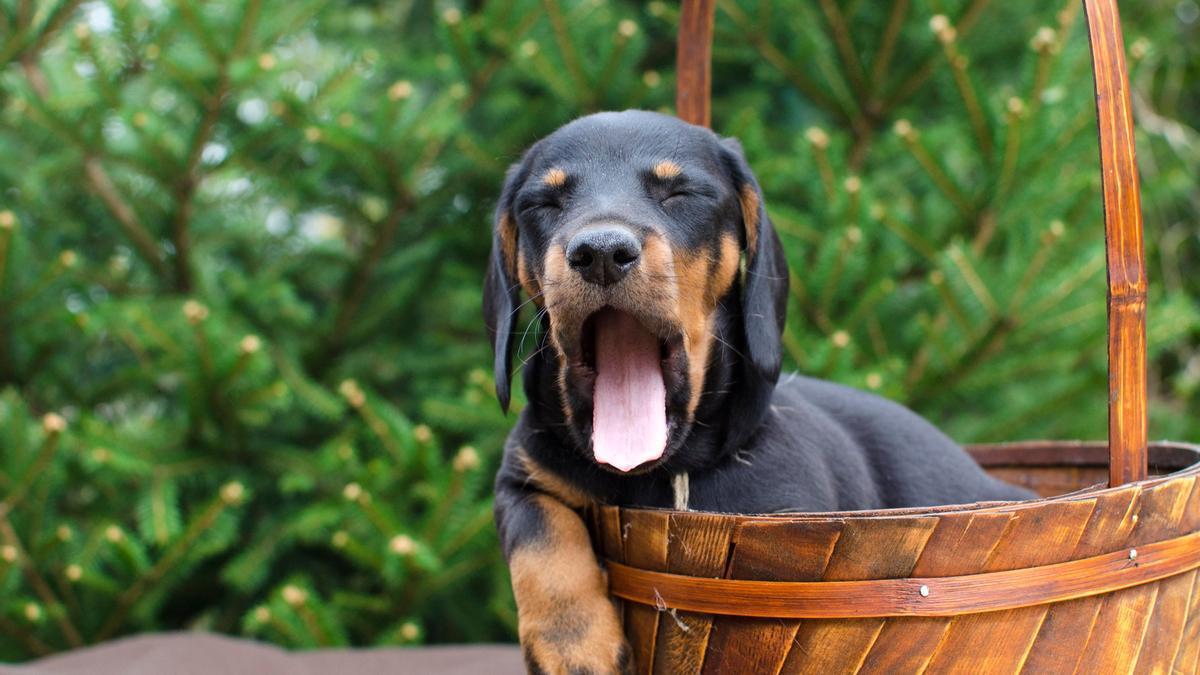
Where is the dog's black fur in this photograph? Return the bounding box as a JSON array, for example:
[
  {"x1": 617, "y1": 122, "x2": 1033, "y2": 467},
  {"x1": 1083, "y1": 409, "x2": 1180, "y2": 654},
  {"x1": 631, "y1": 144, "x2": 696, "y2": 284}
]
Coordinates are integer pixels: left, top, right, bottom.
[{"x1": 485, "y1": 110, "x2": 1033, "y2": 674}]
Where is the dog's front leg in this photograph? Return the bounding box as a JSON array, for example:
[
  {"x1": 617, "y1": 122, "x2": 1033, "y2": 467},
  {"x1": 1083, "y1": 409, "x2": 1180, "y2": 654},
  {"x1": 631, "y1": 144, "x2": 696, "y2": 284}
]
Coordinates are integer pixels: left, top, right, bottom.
[{"x1": 495, "y1": 451, "x2": 630, "y2": 675}]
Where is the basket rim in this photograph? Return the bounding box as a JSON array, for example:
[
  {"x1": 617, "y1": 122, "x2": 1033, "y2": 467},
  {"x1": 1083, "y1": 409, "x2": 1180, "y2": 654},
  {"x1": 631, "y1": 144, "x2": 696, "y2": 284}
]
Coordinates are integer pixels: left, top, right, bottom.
[{"x1": 593, "y1": 440, "x2": 1200, "y2": 522}]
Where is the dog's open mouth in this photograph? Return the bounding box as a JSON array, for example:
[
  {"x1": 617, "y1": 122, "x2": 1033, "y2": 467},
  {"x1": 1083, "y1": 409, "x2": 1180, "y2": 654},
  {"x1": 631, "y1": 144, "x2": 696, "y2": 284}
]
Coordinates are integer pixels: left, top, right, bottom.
[{"x1": 579, "y1": 308, "x2": 681, "y2": 473}]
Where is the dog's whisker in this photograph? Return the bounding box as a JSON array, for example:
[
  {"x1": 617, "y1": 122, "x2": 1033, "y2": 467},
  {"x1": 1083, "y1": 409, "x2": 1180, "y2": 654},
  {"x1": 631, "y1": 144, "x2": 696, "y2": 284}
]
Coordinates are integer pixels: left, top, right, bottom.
[{"x1": 708, "y1": 331, "x2": 747, "y2": 361}]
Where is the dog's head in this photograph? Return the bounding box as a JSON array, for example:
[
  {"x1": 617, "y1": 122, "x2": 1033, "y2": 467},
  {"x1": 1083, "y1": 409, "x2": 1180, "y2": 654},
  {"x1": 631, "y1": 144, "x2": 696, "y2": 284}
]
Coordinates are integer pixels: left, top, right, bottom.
[{"x1": 484, "y1": 110, "x2": 788, "y2": 475}]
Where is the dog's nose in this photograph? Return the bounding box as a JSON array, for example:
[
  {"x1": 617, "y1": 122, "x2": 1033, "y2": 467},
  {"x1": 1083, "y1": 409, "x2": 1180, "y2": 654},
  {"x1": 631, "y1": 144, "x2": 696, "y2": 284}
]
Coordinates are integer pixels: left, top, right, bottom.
[{"x1": 566, "y1": 227, "x2": 641, "y2": 286}]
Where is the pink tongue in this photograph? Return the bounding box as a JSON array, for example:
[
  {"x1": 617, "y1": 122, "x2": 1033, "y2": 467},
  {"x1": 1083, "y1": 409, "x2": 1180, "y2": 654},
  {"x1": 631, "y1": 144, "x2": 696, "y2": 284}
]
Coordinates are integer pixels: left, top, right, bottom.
[{"x1": 592, "y1": 310, "x2": 668, "y2": 472}]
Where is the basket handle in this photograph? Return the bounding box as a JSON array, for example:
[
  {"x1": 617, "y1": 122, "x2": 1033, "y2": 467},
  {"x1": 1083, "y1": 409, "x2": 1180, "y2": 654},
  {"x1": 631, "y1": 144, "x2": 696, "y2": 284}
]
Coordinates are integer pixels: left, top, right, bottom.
[{"x1": 676, "y1": 0, "x2": 1148, "y2": 487}]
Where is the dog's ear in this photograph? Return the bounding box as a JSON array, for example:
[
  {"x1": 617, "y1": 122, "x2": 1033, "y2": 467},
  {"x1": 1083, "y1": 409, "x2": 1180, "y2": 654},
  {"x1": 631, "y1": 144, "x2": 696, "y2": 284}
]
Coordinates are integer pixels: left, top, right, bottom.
[
  {"x1": 483, "y1": 162, "x2": 527, "y2": 414},
  {"x1": 721, "y1": 137, "x2": 788, "y2": 382}
]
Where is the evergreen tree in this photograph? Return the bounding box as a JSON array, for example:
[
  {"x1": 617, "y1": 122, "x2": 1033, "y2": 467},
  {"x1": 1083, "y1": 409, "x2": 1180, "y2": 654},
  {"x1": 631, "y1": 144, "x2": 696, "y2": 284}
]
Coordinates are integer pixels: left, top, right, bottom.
[{"x1": 0, "y1": 0, "x2": 1195, "y2": 660}]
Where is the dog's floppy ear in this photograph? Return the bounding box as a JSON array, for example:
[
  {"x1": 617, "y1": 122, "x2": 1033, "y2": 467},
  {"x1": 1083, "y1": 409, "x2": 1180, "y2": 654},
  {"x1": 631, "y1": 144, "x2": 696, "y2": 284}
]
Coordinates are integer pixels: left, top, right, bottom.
[
  {"x1": 721, "y1": 138, "x2": 788, "y2": 382},
  {"x1": 483, "y1": 162, "x2": 527, "y2": 414}
]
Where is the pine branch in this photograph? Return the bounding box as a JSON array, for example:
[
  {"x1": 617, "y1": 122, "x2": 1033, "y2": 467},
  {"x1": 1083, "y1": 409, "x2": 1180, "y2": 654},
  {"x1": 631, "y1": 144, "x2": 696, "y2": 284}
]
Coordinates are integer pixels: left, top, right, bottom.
[
  {"x1": 0, "y1": 215, "x2": 13, "y2": 298},
  {"x1": 880, "y1": 0, "x2": 992, "y2": 113},
  {"x1": 82, "y1": 159, "x2": 169, "y2": 282},
  {"x1": 0, "y1": 416, "x2": 63, "y2": 514},
  {"x1": 317, "y1": 199, "x2": 410, "y2": 361},
  {"x1": 0, "y1": 0, "x2": 84, "y2": 70},
  {"x1": 892, "y1": 120, "x2": 974, "y2": 217},
  {"x1": 96, "y1": 486, "x2": 241, "y2": 641},
  {"x1": 542, "y1": 0, "x2": 593, "y2": 108},
  {"x1": 0, "y1": 517, "x2": 84, "y2": 648},
  {"x1": 805, "y1": 128, "x2": 838, "y2": 201},
  {"x1": 817, "y1": 0, "x2": 869, "y2": 101},
  {"x1": 11, "y1": 9, "x2": 170, "y2": 284},
  {"x1": 307, "y1": 8, "x2": 527, "y2": 371},
  {"x1": 0, "y1": 615, "x2": 53, "y2": 657},
  {"x1": 718, "y1": 0, "x2": 842, "y2": 118},
  {"x1": 170, "y1": 0, "x2": 263, "y2": 293},
  {"x1": 869, "y1": 0, "x2": 911, "y2": 90},
  {"x1": 933, "y1": 22, "x2": 993, "y2": 160}
]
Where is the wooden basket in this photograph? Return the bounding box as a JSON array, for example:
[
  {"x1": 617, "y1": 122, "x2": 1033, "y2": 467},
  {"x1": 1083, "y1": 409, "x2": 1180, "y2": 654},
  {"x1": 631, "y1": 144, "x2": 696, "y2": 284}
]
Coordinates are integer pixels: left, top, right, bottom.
[{"x1": 586, "y1": 1, "x2": 1200, "y2": 672}]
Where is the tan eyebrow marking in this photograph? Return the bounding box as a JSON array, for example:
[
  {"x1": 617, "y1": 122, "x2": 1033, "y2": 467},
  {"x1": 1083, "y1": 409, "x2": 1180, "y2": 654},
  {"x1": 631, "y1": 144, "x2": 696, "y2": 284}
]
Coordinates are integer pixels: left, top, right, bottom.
[
  {"x1": 541, "y1": 167, "x2": 568, "y2": 187},
  {"x1": 652, "y1": 160, "x2": 682, "y2": 179}
]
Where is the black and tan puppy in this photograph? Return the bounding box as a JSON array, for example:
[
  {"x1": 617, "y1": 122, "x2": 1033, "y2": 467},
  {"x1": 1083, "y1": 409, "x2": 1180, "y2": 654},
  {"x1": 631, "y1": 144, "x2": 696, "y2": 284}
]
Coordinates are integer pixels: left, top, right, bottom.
[{"x1": 484, "y1": 110, "x2": 1033, "y2": 674}]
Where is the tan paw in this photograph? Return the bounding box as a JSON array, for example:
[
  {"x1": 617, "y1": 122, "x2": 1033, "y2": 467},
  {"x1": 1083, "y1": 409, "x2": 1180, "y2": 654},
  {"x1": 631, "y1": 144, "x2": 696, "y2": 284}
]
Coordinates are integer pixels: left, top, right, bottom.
[{"x1": 520, "y1": 604, "x2": 632, "y2": 675}]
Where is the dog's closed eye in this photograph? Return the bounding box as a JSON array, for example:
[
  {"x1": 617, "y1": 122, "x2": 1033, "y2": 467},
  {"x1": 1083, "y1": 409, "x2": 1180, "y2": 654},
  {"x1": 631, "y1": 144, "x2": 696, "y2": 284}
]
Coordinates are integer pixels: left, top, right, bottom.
[
  {"x1": 661, "y1": 190, "x2": 692, "y2": 205},
  {"x1": 658, "y1": 183, "x2": 717, "y2": 209},
  {"x1": 519, "y1": 201, "x2": 561, "y2": 216}
]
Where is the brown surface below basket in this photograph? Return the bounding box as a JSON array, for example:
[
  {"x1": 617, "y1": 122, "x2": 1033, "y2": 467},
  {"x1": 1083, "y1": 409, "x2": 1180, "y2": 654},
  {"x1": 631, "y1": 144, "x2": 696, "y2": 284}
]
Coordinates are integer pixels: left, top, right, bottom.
[{"x1": 585, "y1": 1, "x2": 1200, "y2": 673}]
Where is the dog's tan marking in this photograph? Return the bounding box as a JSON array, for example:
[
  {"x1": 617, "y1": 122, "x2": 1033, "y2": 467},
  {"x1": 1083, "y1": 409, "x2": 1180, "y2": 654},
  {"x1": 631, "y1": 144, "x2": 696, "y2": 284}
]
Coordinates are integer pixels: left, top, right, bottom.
[
  {"x1": 543, "y1": 245, "x2": 572, "y2": 353},
  {"x1": 663, "y1": 233, "x2": 740, "y2": 419},
  {"x1": 627, "y1": 235, "x2": 679, "y2": 323},
  {"x1": 497, "y1": 212, "x2": 519, "y2": 279},
  {"x1": 518, "y1": 447, "x2": 590, "y2": 509},
  {"x1": 541, "y1": 167, "x2": 568, "y2": 188},
  {"x1": 739, "y1": 184, "x2": 761, "y2": 259},
  {"x1": 673, "y1": 246, "x2": 716, "y2": 419},
  {"x1": 517, "y1": 248, "x2": 542, "y2": 305},
  {"x1": 510, "y1": 494, "x2": 627, "y2": 673},
  {"x1": 652, "y1": 160, "x2": 682, "y2": 180},
  {"x1": 711, "y1": 233, "x2": 740, "y2": 303}
]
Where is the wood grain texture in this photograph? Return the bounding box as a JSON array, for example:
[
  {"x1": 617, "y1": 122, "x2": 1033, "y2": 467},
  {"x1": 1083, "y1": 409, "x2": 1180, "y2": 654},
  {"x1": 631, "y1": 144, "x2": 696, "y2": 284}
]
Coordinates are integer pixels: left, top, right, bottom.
[
  {"x1": 1174, "y1": 569, "x2": 1200, "y2": 674},
  {"x1": 779, "y1": 518, "x2": 937, "y2": 673},
  {"x1": 651, "y1": 512, "x2": 736, "y2": 675},
  {"x1": 699, "y1": 520, "x2": 842, "y2": 675},
  {"x1": 675, "y1": 0, "x2": 715, "y2": 127},
  {"x1": 1081, "y1": 0, "x2": 1149, "y2": 486},
  {"x1": 1132, "y1": 569, "x2": 1197, "y2": 673},
  {"x1": 917, "y1": 500, "x2": 1096, "y2": 673},
  {"x1": 590, "y1": 453, "x2": 1200, "y2": 672},
  {"x1": 858, "y1": 512, "x2": 1014, "y2": 673},
  {"x1": 608, "y1": 506, "x2": 1200, "y2": 619},
  {"x1": 620, "y1": 509, "x2": 669, "y2": 675},
  {"x1": 1020, "y1": 485, "x2": 1139, "y2": 672}
]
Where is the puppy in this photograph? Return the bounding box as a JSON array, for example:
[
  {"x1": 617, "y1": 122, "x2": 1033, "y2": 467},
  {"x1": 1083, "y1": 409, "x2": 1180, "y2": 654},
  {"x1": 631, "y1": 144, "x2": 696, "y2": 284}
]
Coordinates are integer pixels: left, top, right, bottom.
[{"x1": 484, "y1": 110, "x2": 1034, "y2": 674}]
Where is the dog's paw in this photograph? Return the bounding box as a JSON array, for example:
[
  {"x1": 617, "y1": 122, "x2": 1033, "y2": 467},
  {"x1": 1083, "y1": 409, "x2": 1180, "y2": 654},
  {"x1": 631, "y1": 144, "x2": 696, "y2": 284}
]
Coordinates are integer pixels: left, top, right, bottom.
[{"x1": 520, "y1": 602, "x2": 632, "y2": 675}]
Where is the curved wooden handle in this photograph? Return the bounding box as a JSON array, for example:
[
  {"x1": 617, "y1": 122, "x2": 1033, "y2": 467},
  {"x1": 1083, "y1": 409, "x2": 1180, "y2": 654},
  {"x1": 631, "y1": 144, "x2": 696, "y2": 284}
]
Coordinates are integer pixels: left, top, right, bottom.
[
  {"x1": 676, "y1": 0, "x2": 715, "y2": 127},
  {"x1": 675, "y1": 0, "x2": 1149, "y2": 487},
  {"x1": 1083, "y1": 0, "x2": 1148, "y2": 486}
]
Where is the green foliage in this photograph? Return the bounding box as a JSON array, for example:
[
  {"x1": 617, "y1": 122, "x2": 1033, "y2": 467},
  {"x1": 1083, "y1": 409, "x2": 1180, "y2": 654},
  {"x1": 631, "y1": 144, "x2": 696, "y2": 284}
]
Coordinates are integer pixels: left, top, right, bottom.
[{"x1": 0, "y1": 0, "x2": 1196, "y2": 660}]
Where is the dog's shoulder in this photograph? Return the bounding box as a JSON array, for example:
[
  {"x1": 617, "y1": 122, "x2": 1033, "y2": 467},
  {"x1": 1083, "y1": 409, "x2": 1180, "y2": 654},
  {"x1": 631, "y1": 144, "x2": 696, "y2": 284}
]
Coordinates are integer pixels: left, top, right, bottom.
[{"x1": 769, "y1": 374, "x2": 1035, "y2": 507}]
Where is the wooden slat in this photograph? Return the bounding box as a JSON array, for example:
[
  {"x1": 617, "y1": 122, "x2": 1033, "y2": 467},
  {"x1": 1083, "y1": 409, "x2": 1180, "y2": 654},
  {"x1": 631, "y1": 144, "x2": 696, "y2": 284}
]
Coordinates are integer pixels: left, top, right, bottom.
[
  {"x1": 621, "y1": 508, "x2": 670, "y2": 675},
  {"x1": 599, "y1": 505, "x2": 625, "y2": 564},
  {"x1": 651, "y1": 512, "x2": 735, "y2": 675},
  {"x1": 1183, "y1": 476, "x2": 1200, "y2": 533},
  {"x1": 1129, "y1": 478, "x2": 1197, "y2": 548},
  {"x1": 859, "y1": 512, "x2": 1015, "y2": 673},
  {"x1": 1175, "y1": 480, "x2": 1200, "y2": 673},
  {"x1": 1173, "y1": 569, "x2": 1200, "y2": 674},
  {"x1": 1072, "y1": 582, "x2": 1160, "y2": 672},
  {"x1": 1073, "y1": 479, "x2": 1194, "y2": 671},
  {"x1": 922, "y1": 500, "x2": 1096, "y2": 673},
  {"x1": 700, "y1": 521, "x2": 843, "y2": 675},
  {"x1": 1021, "y1": 486, "x2": 1140, "y2": 673},
  {"x1": 1133, "y1": 569, "x2": 1197, "y2": 673},
  {"x1": 778, "y1": 518, "x2": 938, "y2": 673}
]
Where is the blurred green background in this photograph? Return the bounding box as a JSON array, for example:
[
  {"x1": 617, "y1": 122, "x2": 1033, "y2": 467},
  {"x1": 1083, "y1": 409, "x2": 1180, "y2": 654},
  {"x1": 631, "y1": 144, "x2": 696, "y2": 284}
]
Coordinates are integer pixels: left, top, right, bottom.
[{"x1": 0, "y1": 0, "x2": 1197, "y2": 659}]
